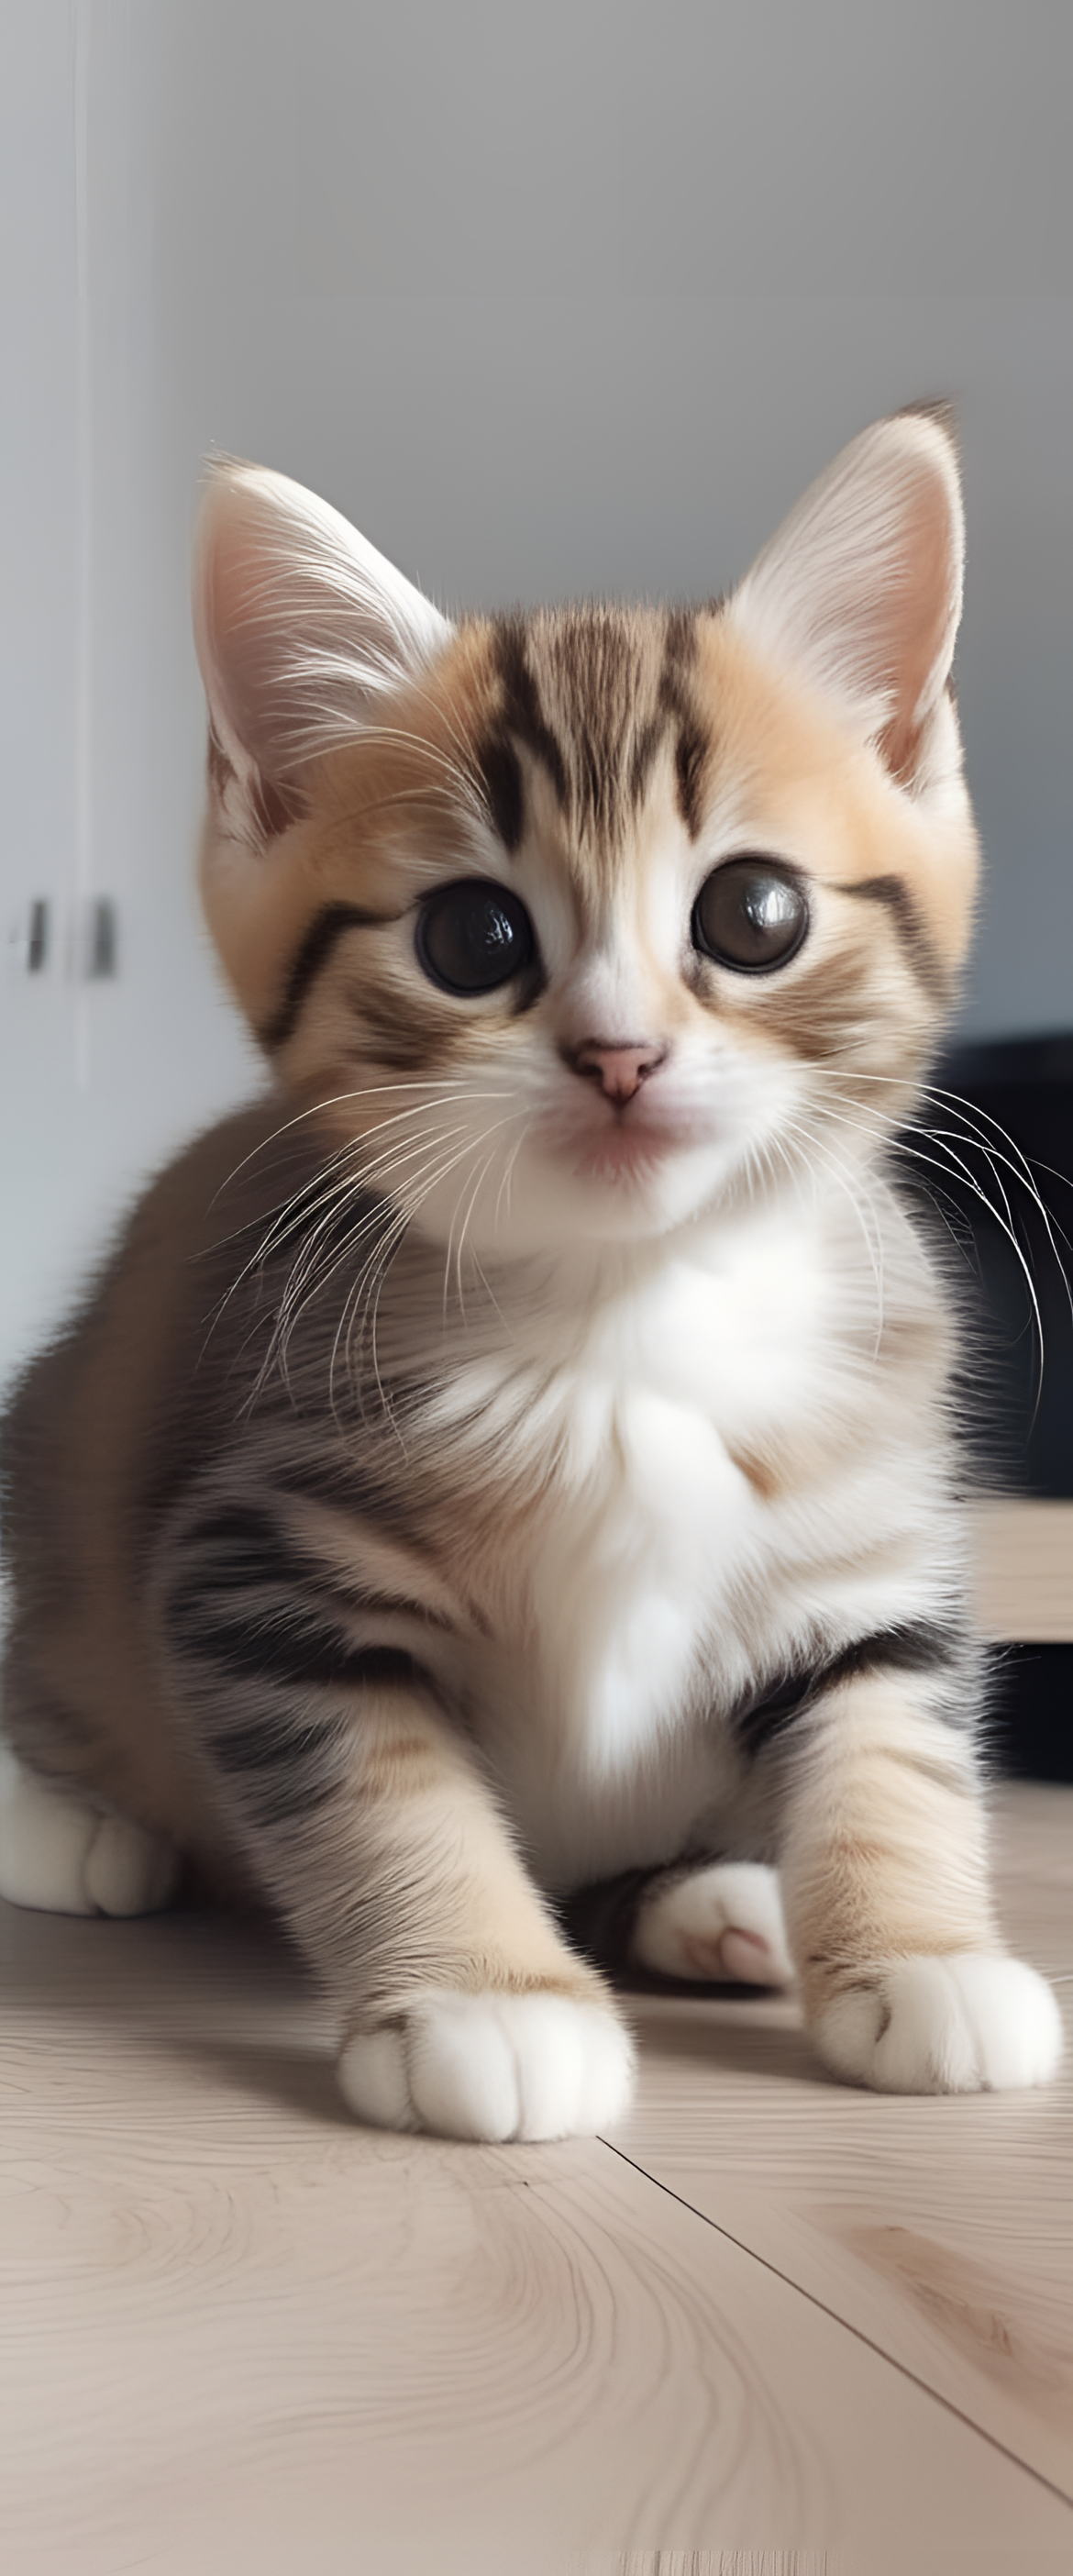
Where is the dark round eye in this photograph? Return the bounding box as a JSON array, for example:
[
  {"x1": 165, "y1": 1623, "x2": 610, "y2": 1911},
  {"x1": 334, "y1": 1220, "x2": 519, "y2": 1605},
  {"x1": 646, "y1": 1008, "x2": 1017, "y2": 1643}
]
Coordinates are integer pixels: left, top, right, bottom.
[
  {"x1": 691, "y1": 858, "x2": 809, "y2": 973},
  {"x1": 416, "y1": 878, "x2": 536, "y2": 995}
]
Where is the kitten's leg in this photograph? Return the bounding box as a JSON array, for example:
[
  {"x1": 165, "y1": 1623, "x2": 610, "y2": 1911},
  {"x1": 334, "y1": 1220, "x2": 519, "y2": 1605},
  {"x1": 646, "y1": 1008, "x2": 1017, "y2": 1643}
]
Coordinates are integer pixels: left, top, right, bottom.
[
  {"x1": 215, "y1": 1682, "x2": 632, "y2": 2143},
  {"x1": 633, "y1": 1860, "x2": 794, "y2": 1988},
  {"x1": 159, "y1": 1502, "x2": 634, "y2": 2141},
  {"x1": 0, "y1": 1746, "x2": 179, "y2": 1916},
  {"x1": 775, "y1": 1659, "x2": 1063, "y2": 2093}
]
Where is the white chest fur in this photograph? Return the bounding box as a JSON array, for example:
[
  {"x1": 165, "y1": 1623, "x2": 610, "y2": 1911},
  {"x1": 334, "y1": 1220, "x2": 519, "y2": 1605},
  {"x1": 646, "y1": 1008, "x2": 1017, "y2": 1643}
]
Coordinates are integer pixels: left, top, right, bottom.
[{"x1": 456, "y1": 1204, "x2": 858, "y2": 1884}]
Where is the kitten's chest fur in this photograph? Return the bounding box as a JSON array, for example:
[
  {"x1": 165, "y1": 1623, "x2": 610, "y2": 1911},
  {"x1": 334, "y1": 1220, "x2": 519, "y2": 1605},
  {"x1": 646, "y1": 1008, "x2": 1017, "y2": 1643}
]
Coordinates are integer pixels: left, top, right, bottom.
[{"x1": 388, "y1": 1191, "x2": 936, "y2": 1885}]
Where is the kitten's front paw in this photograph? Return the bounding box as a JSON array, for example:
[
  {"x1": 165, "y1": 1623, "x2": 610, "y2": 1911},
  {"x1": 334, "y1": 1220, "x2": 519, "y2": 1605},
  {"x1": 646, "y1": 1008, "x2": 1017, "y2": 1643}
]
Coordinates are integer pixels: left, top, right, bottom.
[
  {"x1": 813, "y1": 1954, "x2": 1063, "y2": 2094},
  {"x1": 337, "y1": 1990, "x2": 636, "y2": 2142},
  {"x1": 0, "y1": 1750, "x2": 178, "y2": 1917},
  {"x1": 633, "y1": 1860, "x2": 794, "y2": 1988}
]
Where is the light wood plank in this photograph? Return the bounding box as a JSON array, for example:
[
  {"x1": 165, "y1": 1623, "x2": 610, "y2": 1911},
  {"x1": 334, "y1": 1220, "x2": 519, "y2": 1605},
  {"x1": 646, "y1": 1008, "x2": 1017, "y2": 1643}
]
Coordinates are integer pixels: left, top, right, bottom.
[
  {"x1": 3, "y1": 1844, "x2": 1073, "y2": 2573},
  {"x1": 608, "y1": 1784, "x2": 1073, "y2": 2502},
  {"x1": 972, "y1": 1500, "x2": 1073, "y2": 1640}
]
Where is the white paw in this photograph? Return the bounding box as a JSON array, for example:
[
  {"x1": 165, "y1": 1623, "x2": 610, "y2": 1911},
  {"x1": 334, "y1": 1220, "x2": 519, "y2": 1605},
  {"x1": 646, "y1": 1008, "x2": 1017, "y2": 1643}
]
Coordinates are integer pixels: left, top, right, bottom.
[
  {"x1": 0, "y1": 1749, "x2": 179, "y2": 1918},
  {"x1": 633, "y1": 1860, "x2": 794, "y2": 1988},
  {"x1": 814, "y1": 1953, "x2": 1064, "y2": 2094},
  {"x1": 337, "y1": 1990, "x2": 636, "y2": 2142}
]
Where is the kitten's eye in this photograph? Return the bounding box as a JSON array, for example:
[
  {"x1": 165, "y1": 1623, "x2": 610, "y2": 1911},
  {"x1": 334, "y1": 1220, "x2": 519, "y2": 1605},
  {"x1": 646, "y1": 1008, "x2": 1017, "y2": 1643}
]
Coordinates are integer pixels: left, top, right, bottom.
[
  {"x1": 691, "y1": 858, "x2": 809, "y2": 973},
  {"x1": 416, "y1": 879, "x2": 536, "y2": 994}
]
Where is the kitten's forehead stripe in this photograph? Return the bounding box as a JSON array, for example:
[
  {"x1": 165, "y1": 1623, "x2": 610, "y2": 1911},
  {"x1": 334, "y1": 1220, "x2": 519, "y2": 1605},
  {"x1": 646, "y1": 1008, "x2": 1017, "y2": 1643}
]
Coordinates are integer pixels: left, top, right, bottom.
[
  {"x1": 659, "y1": 607, "x2": 712, "y2": 840},
  {"x1": 478, "y1": 602, "x2": 713, "y2": 857},
  {"x1": 671, "y1": 721, "x2": 708, "y2": 840},
  {"x1": 494, "y1": 617, "x2": 570, "y2": 808},
  {"x1": 476, "y1": 733, "x2": 525, "y2": 854}
]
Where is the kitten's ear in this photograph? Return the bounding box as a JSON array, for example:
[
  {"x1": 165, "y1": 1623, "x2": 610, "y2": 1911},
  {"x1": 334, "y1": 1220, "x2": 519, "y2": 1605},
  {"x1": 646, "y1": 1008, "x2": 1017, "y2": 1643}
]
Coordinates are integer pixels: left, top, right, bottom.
[
  {"x1": 193, "y1": 460, "x2": 453, "y2": 847},
  {"x1": 727, "y1": 409, "x2": 964, "y2": 787}
]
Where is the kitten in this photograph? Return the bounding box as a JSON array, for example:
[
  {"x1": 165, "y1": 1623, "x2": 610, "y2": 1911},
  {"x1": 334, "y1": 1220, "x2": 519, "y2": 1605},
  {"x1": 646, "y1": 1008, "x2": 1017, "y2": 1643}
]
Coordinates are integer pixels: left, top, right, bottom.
[{"x1": 0, "y1": 411, "x2": 1062, "y2": 2140}]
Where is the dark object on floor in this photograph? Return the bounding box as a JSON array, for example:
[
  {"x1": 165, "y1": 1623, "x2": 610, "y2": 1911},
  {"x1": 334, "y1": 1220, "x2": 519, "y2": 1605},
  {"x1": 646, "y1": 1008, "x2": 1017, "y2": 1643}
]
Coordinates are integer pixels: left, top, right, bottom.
[
  {"x1": 988, "y1": 1644, "x2": 1073, "y2": 1783},
  {"x1": 933, "y1": 1031, "x2": 1073, "y2": 1500},
  {"x1": 929, "y1": 1034, "x2": 1073, "y2": 1782}
]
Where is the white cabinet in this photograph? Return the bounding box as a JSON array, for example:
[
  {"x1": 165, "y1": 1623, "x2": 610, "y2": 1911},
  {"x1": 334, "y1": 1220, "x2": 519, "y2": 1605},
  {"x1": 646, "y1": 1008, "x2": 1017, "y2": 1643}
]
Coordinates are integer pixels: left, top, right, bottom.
[{"x1": 0, "y1": 4, "x2": 256, "y2": 1386}]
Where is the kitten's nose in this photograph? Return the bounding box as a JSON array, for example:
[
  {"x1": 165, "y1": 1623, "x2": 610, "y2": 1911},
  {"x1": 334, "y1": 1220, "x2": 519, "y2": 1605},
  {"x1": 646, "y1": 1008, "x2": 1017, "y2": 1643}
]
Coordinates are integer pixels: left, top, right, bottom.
[{"x1": 570, "y1": 1039, "x2": 668, "y2": 1102}]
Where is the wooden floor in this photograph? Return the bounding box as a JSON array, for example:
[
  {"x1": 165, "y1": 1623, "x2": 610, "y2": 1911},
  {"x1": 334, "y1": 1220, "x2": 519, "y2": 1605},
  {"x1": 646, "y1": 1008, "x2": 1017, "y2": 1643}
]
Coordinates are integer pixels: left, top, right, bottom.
[{"x1": 2, "y1": 1785, "x2": 1071, "y2": 2576}]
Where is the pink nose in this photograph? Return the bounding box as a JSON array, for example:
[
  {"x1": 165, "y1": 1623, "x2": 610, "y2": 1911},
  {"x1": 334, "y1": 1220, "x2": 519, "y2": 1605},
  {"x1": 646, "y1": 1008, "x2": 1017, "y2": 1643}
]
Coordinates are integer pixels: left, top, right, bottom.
[{"x1": 570, "y1": 1039, "x2": 667, "y2": 1103}]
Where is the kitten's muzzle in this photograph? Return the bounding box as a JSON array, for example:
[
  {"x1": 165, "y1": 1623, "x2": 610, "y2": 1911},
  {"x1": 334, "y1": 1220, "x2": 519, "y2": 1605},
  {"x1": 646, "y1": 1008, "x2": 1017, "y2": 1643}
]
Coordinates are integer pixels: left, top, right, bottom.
[{"x1": 565, "y1": 1039, "x2": 669, "y2": 1104}]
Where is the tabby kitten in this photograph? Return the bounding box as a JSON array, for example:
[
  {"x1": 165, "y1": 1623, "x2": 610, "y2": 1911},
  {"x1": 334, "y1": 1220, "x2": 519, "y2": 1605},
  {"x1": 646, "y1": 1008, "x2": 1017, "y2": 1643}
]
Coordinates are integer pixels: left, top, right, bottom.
[{"x1": 0, "y1": 412, "x2": 1062, "y2": 2139}]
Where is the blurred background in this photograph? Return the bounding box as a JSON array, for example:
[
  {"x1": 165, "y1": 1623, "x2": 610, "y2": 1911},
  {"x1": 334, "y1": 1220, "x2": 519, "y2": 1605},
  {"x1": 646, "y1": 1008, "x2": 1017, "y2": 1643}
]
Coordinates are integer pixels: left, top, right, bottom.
[{"x1": 2, "y1": 0, "x2": 1072, "y2": 1385}]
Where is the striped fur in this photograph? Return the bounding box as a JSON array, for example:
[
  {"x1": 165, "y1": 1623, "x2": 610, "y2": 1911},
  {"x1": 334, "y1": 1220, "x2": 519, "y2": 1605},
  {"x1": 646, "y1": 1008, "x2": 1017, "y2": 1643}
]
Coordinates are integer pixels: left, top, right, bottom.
[{"x1": 0, "y1": 414, "x2": 1060, "y2": 2133}]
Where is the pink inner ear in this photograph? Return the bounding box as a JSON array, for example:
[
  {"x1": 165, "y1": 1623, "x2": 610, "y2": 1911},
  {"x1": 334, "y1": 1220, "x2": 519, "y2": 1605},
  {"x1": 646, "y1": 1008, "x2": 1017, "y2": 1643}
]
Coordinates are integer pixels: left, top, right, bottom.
[
  {"x1": 728, "y1": 413, "x2": 965, "y2": 791},
  {"x1": 878, "y1": 472, "x2": 959, "y2": 783},
  {"x1": 202, "y1": 519, "x2": 293, "y2": 784},
  {"x1": 194, "y1": 461, "x2": 454, "y2": 826},
  {"x1": 197, "y1": 494, "x2": 331, "y2": 816}
]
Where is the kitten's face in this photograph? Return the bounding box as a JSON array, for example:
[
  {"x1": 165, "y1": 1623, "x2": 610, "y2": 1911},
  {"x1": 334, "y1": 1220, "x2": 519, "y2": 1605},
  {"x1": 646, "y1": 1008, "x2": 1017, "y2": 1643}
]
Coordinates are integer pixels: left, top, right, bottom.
[{"x1": 194, "y1": 417, "x2": 979, "y2": 1260}]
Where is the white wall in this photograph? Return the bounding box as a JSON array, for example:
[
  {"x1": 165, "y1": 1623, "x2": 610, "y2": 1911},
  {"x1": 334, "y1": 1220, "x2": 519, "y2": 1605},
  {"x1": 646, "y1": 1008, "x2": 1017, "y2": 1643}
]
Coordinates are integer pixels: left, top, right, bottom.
[{"x1": 3, "y1": 0, "x2": 1073, "y2": 1382}]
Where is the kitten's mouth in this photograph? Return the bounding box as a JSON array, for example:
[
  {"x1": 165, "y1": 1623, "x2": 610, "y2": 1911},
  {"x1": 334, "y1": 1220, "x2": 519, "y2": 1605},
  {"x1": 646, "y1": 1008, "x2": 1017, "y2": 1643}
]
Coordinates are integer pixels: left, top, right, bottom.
[{"x1": 570, "y1": 1119, "x2": 680, "y2": 1184}]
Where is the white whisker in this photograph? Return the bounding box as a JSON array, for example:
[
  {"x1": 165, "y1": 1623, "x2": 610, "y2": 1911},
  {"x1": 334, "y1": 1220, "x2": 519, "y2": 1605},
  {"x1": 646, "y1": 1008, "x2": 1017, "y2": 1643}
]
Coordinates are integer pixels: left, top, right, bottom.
[{"x1": 802, "y1": 1084, "x2": 1056, "y2": 1416}]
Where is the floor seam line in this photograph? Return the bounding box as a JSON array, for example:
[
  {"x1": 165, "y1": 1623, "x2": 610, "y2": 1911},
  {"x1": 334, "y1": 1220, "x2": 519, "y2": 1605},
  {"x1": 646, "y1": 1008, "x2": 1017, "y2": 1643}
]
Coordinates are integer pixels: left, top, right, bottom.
[{"x1": 595, "y1": 2133, "x2": 1073, "y2": 2514}]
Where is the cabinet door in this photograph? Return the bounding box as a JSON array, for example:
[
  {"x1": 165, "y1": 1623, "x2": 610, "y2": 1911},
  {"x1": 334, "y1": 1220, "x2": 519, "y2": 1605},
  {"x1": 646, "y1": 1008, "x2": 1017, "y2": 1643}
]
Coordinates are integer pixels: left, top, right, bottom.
[{"x1": 0, "y1": 4, "x2": 255, "y2": 1390}]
